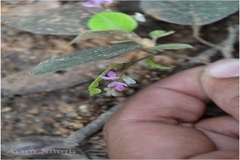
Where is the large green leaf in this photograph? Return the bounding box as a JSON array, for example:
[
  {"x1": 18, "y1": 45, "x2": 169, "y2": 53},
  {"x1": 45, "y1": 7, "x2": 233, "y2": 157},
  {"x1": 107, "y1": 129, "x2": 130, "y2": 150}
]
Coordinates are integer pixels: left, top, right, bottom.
[
  {"x1": 88, "y1": 12, "x2": 138, "y2": 32},
  {"x1": 67, "y1": 29, "x2": 128, "y2": 46},
  {"x1": 2, "y1": 6, "x2": 103, "y2": 35},
  {"x1": 30, "y1": 44, "x2": 141, "y2": 75},
  {"x1": 140, "y1": 1, "x2": 239, "y2": 25}
]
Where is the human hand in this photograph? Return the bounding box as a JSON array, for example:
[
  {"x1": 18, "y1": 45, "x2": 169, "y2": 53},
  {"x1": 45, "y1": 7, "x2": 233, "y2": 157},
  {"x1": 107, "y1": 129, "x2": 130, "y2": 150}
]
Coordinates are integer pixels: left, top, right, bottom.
[{"x1": 103, "y1": 59, "x2": 239, "y2": 159}]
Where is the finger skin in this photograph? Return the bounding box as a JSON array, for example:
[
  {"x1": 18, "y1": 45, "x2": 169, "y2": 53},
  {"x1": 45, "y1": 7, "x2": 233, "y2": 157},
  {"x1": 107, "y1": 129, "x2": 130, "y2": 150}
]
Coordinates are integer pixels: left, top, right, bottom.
[
  {"x1": 195, "y1": 116, "x2": 239, "y2": 150},
  {"x1": 103, "y1": 65, "x2": 239, "y2": 159},
  {"x1": 190, "y1": 150, "x2": 239, "y2": 159},
  {"x1": 200, "y1": 74, "x2": 239, "y2": 120}
]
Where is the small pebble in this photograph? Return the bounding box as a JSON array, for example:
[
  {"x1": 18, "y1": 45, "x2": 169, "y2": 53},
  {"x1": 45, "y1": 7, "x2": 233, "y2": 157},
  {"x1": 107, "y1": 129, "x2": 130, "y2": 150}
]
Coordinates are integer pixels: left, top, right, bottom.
[
  {"x1": 1, "y1": 107, "x2": 12, "y2": 113},
  {"x1": 25, "y1": 120, "x2": 34, "y2": 124},
  {"x1": 55, "y1": 113, "x2": 64, "y2": 118},
  {"x1": 79, "y1": 105, "x2": 89, "y2": 113},
  {"x1": 66, "y1": 112, "x2": 78, "y2": 117},
  {"x1": 70, "y1": 123, "x2": 84, "y2": 129},
  {"x1": 58, "y1": 103, "x2": 75, "y2": 113},
  {"x1": 27, "y1": 108, "x2": 40, "y2": 114}
]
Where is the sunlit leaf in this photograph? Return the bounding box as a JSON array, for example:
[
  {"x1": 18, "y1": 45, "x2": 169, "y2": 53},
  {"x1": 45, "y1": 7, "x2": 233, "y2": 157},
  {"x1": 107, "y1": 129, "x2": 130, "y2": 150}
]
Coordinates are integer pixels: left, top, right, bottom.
[
  {"x1": 149, "y1": 43, "x2": 193, "y2": 51},
  {"x1": 67, "y1": 29, "x2": 128, "y2": 46},
  {"x1": 30, "y1": 44, "x2": 141, "y2": 75},
  {"x1": 140, "y1": 1, "x2": 239, "y2": 25},
  {"x1": 88, "y1": 12, "x2": 138, "y2": 32},
  {"x1": 146, "y1": 58, "x2": 170, "y2": 69}
]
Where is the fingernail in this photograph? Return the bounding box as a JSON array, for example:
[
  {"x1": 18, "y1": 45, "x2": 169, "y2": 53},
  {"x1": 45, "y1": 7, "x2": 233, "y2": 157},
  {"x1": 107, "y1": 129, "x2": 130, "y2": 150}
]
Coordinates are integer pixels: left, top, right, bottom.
[{"x1": 205, "y1": 59, "x2": 239, "y2": 78}]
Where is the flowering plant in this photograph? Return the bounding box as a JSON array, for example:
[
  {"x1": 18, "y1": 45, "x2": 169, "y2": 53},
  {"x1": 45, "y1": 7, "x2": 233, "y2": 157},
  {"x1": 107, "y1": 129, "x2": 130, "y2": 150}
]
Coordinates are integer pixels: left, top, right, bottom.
[{"x1": 30, "y1": 0, "x2": 194, "y2": 96}]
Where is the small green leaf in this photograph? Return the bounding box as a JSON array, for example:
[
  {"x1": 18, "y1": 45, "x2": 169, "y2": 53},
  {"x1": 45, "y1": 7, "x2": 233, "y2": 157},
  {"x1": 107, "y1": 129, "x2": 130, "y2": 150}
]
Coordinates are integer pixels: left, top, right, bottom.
[
  {"x1": 67, "y1": 29, "x2": 128, "y2": 46},
  {"x1": 89, "y1": 78, "x2": 102, "y2": 96},
  {"x1": 149, "y1": 30, "x2": 175, "y2": 39},
  {"x1": 89, "y1": 63, "x2": 125, "y2": 96},
  {"x1": 30, "y1": 44, "x2": 141, "y2": 75},
  {"x1": 88, "y1": 12, "x2": 138, "y2": 32},
  {"x1": 149, "y1": 43, "x2": 193, "y2": 51},
  {"x1": 149, "y1": 30, "x2": 165, "y2": 37},
  {"x1": 90, "y1": 87, "x2": 102, "y2": 95},
  {"x1": 109, "y1": 38, "x2": 133, "y2": 44},
  {"x1": 146, "y1": 58, "x2": 170, "y2": 69}
]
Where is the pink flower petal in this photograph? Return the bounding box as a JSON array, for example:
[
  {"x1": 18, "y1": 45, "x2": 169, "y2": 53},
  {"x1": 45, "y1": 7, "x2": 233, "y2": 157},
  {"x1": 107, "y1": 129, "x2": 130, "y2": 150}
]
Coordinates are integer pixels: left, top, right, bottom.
[
  {"x1": 115, "y1": 85, "x2": 124, "y2": 91},
  {"x1": 101, "y1": 71, "x2": 120, "y2": 80},
  {"x1": 101, "y1": 75, "x2": 115, "y2": 80},
  {"x1": 103, "y1": 0, "x2": 114, "y2": 4},
  {"x1": 107, "y1": 82, "x2": 117, "y2": 88},
  {"x1": 82, "y1": 0, "x2": 102, "y2": 7},
  {"x1": 82, "y1": 2, "x2": 96, "y2": 7},
  {"x1": 107, "y1": 71, "x2": 117, "y2": 77},
  {"x1": 107, "y1": 81, "x2": 128, "y2": 92}
]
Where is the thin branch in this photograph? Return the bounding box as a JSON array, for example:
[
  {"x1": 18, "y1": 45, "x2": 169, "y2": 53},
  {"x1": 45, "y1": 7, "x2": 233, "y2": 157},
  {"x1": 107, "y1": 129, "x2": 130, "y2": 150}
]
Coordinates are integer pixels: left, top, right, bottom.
[
  {"x1": 221, "y1": 23, "x2": 239, "y2": 58},
  {"x1": 192, "y1": 23, "x2": 238, "y2": 59},
  {"x1": 64, "y1": 100, "x2": 126, "y2": 147},
  {"x1": 192, "y1": 25, "x2": 222, "y2": 50},
  {"x1": 191, "y1": 23, "x2": 239, "y2": 63}
]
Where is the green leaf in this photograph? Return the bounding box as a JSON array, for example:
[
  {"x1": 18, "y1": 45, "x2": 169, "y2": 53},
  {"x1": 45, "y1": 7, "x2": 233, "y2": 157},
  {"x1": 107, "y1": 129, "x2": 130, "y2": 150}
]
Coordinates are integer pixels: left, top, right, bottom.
[
  {"x1": 2, "y1": 6, "x2": 103, "y2": 35},
  {"x1": 149, "y1": 30, "x2": 175, "y2": 39},
  {"x1": 67, "y1": 29, "x2": 128, "y2": 46},
  {"x1": 146, "y1": 58, "x2": 170, "y2": 69},
  {"x1": 109, "y1": 38, "x2": 133, "y2": 44},
  {"x1": 30, "y1": 44, "x2": 141, "y2": 75},
  {"x1": 149, "y1": 43, "x2": 193, "y2": 51},
  {"x1": 90, "y1": 88, "x2": 102, "y2": 95},
  {"x1": 89, "y1": 63, "x2": 125, "y2": 96},
  {"x1": 89, "y1": 80, "x2": 102, "y2": 95},
  {"x1": 140, "y1": 1, "x2": 239, "y2": 25},
  {"x1": 88, "y1": 12, "x2": 138, "y2": 32}
]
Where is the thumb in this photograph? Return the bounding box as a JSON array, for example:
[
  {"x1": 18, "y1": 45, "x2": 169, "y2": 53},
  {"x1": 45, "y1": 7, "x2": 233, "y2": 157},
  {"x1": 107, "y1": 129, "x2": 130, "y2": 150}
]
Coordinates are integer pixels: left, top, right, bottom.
[{"x1": 201, "y1": 59, "x2": 239, "y2": 120}]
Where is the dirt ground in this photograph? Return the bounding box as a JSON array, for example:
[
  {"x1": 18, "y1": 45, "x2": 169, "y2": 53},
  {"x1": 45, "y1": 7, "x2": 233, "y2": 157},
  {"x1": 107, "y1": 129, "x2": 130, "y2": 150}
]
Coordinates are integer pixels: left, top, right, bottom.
[{"x1": 1, "y1": 1, "x2": 239, "y2": 159}]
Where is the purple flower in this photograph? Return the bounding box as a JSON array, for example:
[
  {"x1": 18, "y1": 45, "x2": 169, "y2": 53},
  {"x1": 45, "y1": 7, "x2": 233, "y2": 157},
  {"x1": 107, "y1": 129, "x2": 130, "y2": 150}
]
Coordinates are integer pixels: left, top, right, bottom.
[
  {"x1": 101, "y1": 71, "x2": 120, "y2": 80},
  {"x1": 82, "y1": 0, "x2": 113, "y2": 7},
  {"x1": 107, "y1": 82, "x2": 127, "y2": 91},
  {"x1": 103, "y1": 0, "x2": 113, "y2": 4}
]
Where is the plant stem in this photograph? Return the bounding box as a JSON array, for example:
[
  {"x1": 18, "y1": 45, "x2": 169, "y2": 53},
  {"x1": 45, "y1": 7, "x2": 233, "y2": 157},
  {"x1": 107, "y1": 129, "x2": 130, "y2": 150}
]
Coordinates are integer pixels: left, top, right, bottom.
[
  {"x1": 119, "y1": 54, "x2": 153, "y2": 76},
  {"x1": 192, "y1": 25, "x2": 222, "y2": 50}
]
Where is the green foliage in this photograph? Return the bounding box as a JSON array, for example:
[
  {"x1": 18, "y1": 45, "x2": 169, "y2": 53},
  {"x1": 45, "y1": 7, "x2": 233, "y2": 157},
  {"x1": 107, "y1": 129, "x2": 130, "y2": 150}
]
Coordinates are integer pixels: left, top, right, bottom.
[
  {"x1": 109, "y1": 39, "x2": 133, "y2": 44},
  {"x1": 67, "y1": 29, "x2": 128, "y2": 46},
  {"x1": 2, "y1": 7, "x2": 103, "y2": 35},
  {"x1": 146, "y1": 58, "x2": 170, "y2": 69},
  {"x1": 149, "y1": 43, "x2": 193, "y2": 51},
  {"x1": 30, "y1": 44, "x2": 141, "y2": 75},
  {"x1": 89, "y1": 63, "x2": 125, "y2": 96},
  {"x1": 140, "y1": 1, "x2": 239, "y2": 25},
  {"x1": 149, "y1": 30, "x2": 175, "y2": 40},
  {"x1": 88, "y1": 12, "x2": 138, "y2": 32}
]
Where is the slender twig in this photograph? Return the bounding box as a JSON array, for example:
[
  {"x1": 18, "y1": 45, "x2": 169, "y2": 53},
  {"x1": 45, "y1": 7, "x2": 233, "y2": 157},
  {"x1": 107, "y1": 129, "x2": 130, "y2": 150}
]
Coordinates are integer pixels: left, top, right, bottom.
[
  {"x1": 192, "y1": 23, "x2": 238, "y2": 59},
  {"x1": 192, "y1": 25, "x2": 222, "y2": 50},
  {"x1": 221, "y1": 23, "x2": 238, "y2": 58},
  {"x1": 119, "y1": 54, "x2": 153, "y2": 76},
  {"x1": 64, "y1": 100, "x2": 126, "y2": 147},
  {"x1": 192, "y1": 23, "x2": 239, "y2": 62}
]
